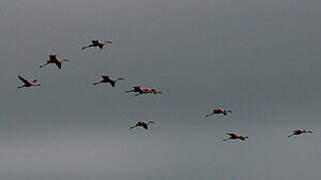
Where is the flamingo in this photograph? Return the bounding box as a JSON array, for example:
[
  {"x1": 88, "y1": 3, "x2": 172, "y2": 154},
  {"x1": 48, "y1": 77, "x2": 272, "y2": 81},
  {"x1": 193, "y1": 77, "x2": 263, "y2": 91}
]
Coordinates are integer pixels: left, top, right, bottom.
[
  {"x1": 223, "y1": 133, "x2": 248, "y2": 141},
  {"x1": 93, "y1": 75, "x2": 124, "y2": 87},
  {"x1": 206, "y1": 108, "x2": 232, "y2": 117},
  {"x1": 17, "y1": 75, "x2": 41, "y2": 88},
  {"x1": 81, "y1": 40, "x2": 112, "y2": 50},
  {"x1": 40, "y1": 55, "x2": 70, "y2": 69},
  {"x1": 129, "y1": 120, "x2": 155, "y2": 130},
  {"x1": 288, "y1": 129, "x2": 312, "y2": 137},
  {"x1": 125, "y1": 86, "x2": 162, "y2": 96}
]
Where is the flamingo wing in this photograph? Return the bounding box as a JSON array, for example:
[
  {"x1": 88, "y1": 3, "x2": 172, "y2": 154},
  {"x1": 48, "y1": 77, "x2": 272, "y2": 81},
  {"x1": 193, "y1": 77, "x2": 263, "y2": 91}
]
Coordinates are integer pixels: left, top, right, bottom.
[
  {"x1": 293, "y1": 130, "x2": 302, "y2": 133},
  {"x1": 141, "y1": 123, "x2": 148, "y2": 129},
  {"x1": 49, "y1": 55, "x2": 56, "y2": 60},
  {"x1": 55, "y1": 62, "x2": 62, "y2": 69},
  {"x1": 101, "y1": 76, "x2": 110, "y2": 81},
  {"x1": 18, "y1": 76, "x2": 30, "y2": 84},
  {"x1": 227, "y1": 133, "x2": 237, "y2": 138},
  {"x1": 92, "y1": 40, "x2": 99, "y2": 44},
  {"x1": 109, "y1": 81, "x2": 115, "y2": 87},
  {"x1": 212, "y1": 109, "x2": 220, "y2": 114},
  {"x1": 133, "y1": 86, "x2": 141, "y2": 91}
]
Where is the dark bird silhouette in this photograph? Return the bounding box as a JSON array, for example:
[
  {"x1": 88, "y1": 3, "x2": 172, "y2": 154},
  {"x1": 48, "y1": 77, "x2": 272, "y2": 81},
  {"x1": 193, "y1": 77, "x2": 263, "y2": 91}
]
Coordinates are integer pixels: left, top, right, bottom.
[
  {"x1": 288, "y1": 129, "x2": 312, "y2": 137},
  {"x1": 129, "y1": 120, "x2": 155, "y2": 130},
  {"x1": 81, "y1": 40, "x2": 112, "y2": 50},
  {"x1": 206, "y1": 108, "x2": 232, "y2": 117},
  {"x1": 125, "y1": 86, "x2": 162, "y2": 96},
  {"x1": 93, "y1": 75, "x2": 124, "y2": 87},
  {"x1": 40, "y1": 55, "x2": 70, "y2": 69},
  {"x1": 223, "y1": 133, "x2": 248, "y2": 141},
  {"x1": 17, "y1": 75, "x2": 41, "y2": 89}
]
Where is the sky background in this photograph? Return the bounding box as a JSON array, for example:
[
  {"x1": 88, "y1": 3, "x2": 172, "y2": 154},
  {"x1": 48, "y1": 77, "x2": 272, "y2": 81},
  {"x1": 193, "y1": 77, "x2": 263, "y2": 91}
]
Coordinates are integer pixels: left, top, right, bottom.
[{"x1": 1, "y1": 0, "x2": 321, "y2": 179}]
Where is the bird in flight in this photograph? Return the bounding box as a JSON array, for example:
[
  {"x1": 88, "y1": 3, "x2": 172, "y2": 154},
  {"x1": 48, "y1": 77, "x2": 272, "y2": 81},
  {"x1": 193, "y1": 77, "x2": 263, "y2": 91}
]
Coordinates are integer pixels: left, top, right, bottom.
[
  {"x1": 40, "y1": 55, "x2": 70, "y2": 69},
  {"x1": 93, "y1": 75, "x2": 124, "y2": 87},
  {"x1": 206, "y1": 108, "x2": 232, "y2": 117},
  {"x1": 125, "y1": 86, "x2": 162, "y2": 96},
  {"x1": 17, "y1": 75, "x2": 41, "y2": 89},
  {"x1": 129, "y1": 120, "x2": 155, "y2": 130},
  {"x1": 81, "y1": 40, "x2": 112, "y2": 50},
  {"x1": 223, "y1": 133, "x2": 248, "y2": 141},
  {"x1": 288, "y1": 129, "x2": 312, "y2": 137}
]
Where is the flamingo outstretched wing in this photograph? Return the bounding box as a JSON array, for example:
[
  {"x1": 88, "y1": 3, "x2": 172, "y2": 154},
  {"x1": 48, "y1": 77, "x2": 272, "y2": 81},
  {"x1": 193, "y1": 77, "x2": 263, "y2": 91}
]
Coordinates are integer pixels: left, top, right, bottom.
[
  {"x1": 141, "y1": 123, "x2": 148, "y2": 129},
  {"x1": 49, "y1": 55, "x2": 57, "y2": 60},
  {"x1": 101, "y1": 76, "x2": 110, "y2": 80},
  {"x1": 110, "y1": 81, "x2": 116, "y2": 87},
  {"x1": 55, "y1": 62, "x2": 62, "y2": 69},
  {"x1": 18, "y1": 76, "x2": 30, "y2": 84}
]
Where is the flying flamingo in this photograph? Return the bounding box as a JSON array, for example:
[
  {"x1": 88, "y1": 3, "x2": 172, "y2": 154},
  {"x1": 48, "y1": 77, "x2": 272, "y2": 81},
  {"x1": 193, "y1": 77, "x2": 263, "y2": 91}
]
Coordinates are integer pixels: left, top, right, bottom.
[
  {"x1": 129, "y1": 120, "x2": 155, "y2": 130},
  {"x1": 125, "y1": 86, "x2": 162, "y2": 96},
  {"x1": 288, "y1": 129, "x2": 312, "y2": 137},
  {"x1": 93, "y1": 75, "x2": 124, "y2": 87},
  {"x1": 206, "y1": 108, "x2": 232, "y2": 117},
  {"x1": 17, "y1": 75, "x2": 41, "y2": 88},
  {"x1": 81, "y1": 40, "x2": 112, "y2": 50},
  {"x1": 223, "y1": 133, "x2": 248, "y2": 141},
  {"x1": 40, "y1": 55, "x2": 70, "y2": 69}
]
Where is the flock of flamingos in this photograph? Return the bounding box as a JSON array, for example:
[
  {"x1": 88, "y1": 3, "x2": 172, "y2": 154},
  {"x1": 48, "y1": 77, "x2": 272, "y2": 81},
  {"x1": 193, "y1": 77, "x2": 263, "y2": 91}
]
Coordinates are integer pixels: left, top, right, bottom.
[{"x1": 17, "y1": 40, "x2": 313, "y2": 142}]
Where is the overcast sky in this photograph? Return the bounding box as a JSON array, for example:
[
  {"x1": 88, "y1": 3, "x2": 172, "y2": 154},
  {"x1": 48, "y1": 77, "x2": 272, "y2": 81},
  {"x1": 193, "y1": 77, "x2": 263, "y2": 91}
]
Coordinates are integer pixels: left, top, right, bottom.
[{"x1": 1, "y1": 0, "x2": 321, "y2": 179}]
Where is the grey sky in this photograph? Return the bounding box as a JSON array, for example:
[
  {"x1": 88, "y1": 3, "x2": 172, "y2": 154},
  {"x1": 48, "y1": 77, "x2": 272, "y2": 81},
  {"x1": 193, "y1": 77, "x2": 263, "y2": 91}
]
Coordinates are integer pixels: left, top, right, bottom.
[{"x1": 1, "y1": 0, "x2": 321, "y2": 179}]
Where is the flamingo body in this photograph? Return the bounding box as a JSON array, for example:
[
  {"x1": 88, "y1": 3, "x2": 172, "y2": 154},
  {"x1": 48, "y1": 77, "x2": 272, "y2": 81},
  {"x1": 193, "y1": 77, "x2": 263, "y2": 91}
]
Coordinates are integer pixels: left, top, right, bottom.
[
  {"x1": 125, "y1": 86, "x2": 162, "y2": 96},
  {"x1": 82, "y1": 40, "x2": 112, "y2": 50},
  {"x1": 288, "y1": 129, "x2": 312, "y2": 137},
  {"x1": 223, "y1": 133, "x2": 248, "y2": 141},
  {"x1": 40, "y1": 55, "x2": 70, "y2": 69},
  {"x1": 17, "y1": 76, "x2": 41, "y2": 88},
  {"x1": 206, "y1": 108, "x2": 232, "y2": 117},
  {"x1": 130, "y1": 120, "x2": 154, "y2": 130},
  {"x1": 93, "y1": 75, "x2": 124, "y2": 87}
]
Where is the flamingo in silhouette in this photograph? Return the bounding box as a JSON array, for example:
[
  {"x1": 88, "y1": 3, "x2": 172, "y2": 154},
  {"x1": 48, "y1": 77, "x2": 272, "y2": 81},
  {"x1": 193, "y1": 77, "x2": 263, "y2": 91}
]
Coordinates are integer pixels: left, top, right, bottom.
[
  {"x1": 125, "y1": 86, "x2": 162, "y2": 96},
  {"x1": 93, "y1": 75, "x2": 124, "y2": 87},
  {"x1": 17, "y1": 75, "x2": 41, "y2": 88},
  {"x1": 223, "y1": 133, "x2": 248, "y2": 141},
  {"x1": 288, "y1": 129, "x2": 312, "y2": 137},
  {"x1": 40, "y1": 55, "x2": 70, "y2": 69},
  {"x1": 130, "y1": 120, "x2": 155, "y2": 130},
  {"x1": 206, "y1": 108, "x2": 232, "y2": 117},
  {"x1": 81, "y1": 40, "x2": 112, "y2": 49}
]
